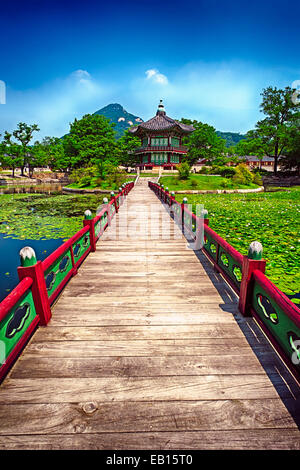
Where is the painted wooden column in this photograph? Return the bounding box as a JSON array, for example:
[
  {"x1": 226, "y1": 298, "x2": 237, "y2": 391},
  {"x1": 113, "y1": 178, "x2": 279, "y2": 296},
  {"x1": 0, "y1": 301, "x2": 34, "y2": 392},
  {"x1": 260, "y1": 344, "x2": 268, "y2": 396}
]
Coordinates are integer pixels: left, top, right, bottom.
[
  {"x1": 111, "y1": 191, "x2": 118, "y2": 213},
  {"x1": 102, "y1": 197, "x2": 111, "y2": 226},
  {"x1": 17, "y1": 247, "x2": 52, "y2": 325},
  {"x1": 238, "y1": 241, "x2": 266, "y2": 317},
  {"x1": 165, "y1": 187, "x2": 169, "y2": 205},
  {"x1": 181, "y1": 197, "x2": 188, "y2": 231},
  {"x1": 83, "y1": 209, "x2": 96, "y2": 252}
]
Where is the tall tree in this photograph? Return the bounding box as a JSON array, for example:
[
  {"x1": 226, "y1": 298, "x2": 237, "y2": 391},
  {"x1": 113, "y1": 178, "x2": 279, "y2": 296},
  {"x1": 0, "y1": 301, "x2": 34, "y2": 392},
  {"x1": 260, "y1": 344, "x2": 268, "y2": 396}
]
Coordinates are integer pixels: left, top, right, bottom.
[
  {"x1": 64, "y1": 114, "x2": 117, "y2": 177},
  {"x1": 12, "y1": 122, "x2": 40, "y2": 175},
  {"x1": 249, "y1": 86, "x2": 300, "y2": 174},
  {"x1": 0, "y1": 132, "x2": 23, "y2": 177}
]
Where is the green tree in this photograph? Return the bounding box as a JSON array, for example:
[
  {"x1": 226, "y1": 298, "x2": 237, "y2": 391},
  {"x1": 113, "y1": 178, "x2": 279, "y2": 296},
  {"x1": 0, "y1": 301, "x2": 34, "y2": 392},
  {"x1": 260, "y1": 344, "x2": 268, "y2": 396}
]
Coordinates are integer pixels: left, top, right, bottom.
[
  {"x1": 37, "y1": 137, "x2": 70, "y2": 171},
  {"x1": 0, "y1": 132, "x2": 23, "y2": 177},
  {"x1": 116, "y1": 130, "x2": 140, "y2": 167},
  {"x1": 234, "y1": 130, "x2": 266, "y2": 168},
  {"x1": 247, "y1": 86, "x2": 300, "y2": 174},
  {"x1": 12, "y1": 122, "x2": 40, "y2": 176},
  {"x1": 280, "y1": 130, "x2": 300, "y2": 174},
  {"x1": 181, "y1": 120, "x2": 227, "y2": 165},
  {"x1": 64, "y1": 114, "x2": 117, "y2": 177}
]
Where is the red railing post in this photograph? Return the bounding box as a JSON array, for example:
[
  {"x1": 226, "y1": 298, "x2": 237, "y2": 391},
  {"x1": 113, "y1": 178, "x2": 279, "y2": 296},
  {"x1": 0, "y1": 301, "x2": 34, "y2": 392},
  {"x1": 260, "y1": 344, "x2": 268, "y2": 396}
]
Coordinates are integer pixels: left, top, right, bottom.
[
  {"x1": 17, "y1": 247, "x2": 52, "y2": 326},
  {"x1": 170, "y1": 191, "x2": 175, "y2": 206},
  {"x1": 181, "y1": 197, "x2": 188, "y2": 231},
  {"x1": 239, "y1": 241, "x2": 266, "y2": 316},
  {"x1": 83, "y1": 209, "x2": 96, "y2": 252},
  {"x1": 165, "y1": 187, "x2": 169, "y2": 204},
  {"x1": 111, "y1": 191, "x2": 118, "y2": 213},
  {"x1": 103, "y1": 197, "x2": 111, "y2": 226}
]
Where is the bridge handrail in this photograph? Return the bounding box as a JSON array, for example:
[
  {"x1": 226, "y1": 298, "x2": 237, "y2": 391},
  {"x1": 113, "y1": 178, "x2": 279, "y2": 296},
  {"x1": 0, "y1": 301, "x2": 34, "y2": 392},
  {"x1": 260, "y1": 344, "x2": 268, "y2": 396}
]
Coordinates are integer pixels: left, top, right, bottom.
[
  {"x1": 149, "y1": 180, "x2": 300, "y2": 383},
  {"x1": 0, "y1": 181, "x2": 134, "y2": 382},
  {"x1": 0, "y1": 276, "x2": 39, "y2": 382}
]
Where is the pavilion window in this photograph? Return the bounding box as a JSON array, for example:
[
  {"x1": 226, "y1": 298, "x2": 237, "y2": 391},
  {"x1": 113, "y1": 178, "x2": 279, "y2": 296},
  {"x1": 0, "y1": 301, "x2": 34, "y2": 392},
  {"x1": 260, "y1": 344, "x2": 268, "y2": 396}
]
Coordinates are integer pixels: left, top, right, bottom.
[
  {"x1": 142, "y1": 155, "x2": 148, "y2": 163},
  {"x1": 151, "y1": 153, "x2": 168, "y2": 164},
  {"x1": 151, "y1": 137, "x2": 168, "y2": 147},
  {"x1": 142, "y1": 138, "x2": 148, "y2": 147},
  {"x1": 170, "y1": 155, "x2": 179, "y2": 163},
  {"x1": 171, "y1": 137, "x2": 180, "y2": 147}
]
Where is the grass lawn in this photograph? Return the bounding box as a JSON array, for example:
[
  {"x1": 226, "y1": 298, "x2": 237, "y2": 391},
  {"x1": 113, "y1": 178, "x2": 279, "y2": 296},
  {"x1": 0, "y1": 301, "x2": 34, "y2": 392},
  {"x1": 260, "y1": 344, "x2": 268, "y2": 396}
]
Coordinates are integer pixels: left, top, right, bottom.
[
  {"x1": 174, "y1": 187, "x2": 300, "y2": 301},
  {"x1": 66, "y1": 176, "x2": 135, "y2": 191},
  {"x1": 160, "y1": 174, "x2": 260, "y2": 191}
]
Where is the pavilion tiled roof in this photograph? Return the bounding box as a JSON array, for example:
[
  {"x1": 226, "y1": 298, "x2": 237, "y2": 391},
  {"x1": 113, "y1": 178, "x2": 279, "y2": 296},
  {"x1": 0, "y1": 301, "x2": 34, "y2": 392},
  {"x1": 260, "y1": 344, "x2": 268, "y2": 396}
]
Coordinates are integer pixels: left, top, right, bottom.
[{"x1": 129, "y1": 101, "x2": 194, "y2": 135}]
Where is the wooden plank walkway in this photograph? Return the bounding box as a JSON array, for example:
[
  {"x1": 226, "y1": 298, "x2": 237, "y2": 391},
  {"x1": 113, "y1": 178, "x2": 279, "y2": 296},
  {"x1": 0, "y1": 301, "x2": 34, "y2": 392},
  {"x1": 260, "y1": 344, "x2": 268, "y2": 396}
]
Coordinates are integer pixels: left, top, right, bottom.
[{"x1": 0, "y1": 178, "x2": 299, "y2": 450}]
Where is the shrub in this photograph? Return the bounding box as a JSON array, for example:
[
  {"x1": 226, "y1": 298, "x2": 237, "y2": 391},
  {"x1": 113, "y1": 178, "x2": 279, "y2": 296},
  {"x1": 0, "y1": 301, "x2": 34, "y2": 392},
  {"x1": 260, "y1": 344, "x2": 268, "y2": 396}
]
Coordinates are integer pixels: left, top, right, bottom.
[
  {"x1": 252, "y1": 173, "x2": 263, "y2": 185},
  {"x1": 233, "y1": 164, "x2": 254, "y2": 185},
  {"x1": 219, "y1": 166, "x2": 236, "y2": 178},
  {"x1": 220, "y1": 178, "x2": 233, "y2": 189},
  {"x1": 177, "y1": 162, "x2": 191, "y2": 180},
  {"x1": 78, "y1": 175, "x2": 93, "y2": 187},
  {"x1": 70, "y1": 168, "x2": 83, "y2": 183},
  {"x1": 191, "y1": 178, "x2": 198, "y2": 188}
]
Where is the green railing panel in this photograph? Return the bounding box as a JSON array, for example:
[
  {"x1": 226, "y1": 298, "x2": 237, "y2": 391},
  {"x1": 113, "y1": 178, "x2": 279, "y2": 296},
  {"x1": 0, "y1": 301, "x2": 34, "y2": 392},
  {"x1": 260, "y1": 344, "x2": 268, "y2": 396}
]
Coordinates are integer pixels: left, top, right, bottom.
[
  {"x1": 218, "y1": 248, "x2": 242, "y2": 289},
  {"x1": 252, "y1": 281, "x2": 300, "y2": 370},
  {"x1": 44, "y1": 249, "x2": 73, "y2": 297},
  {"x1": 72, "y1": 231, "x2": 90, "y2": 262},
  {"x1": 184, "y1": 211, "x2": 193, "y2": 231},
  {"x1": 0, "y1": 289, "x2": 37, "y2": 362},
  {"x1": 203, "y1": 232, "x2": 217, "y2": 261},
  {"x1": 101, "y1": 212, "x2": 108, "y2": 229},
  {"x1": 94, "y1": 220, "x2": 101, "y2": 238}
]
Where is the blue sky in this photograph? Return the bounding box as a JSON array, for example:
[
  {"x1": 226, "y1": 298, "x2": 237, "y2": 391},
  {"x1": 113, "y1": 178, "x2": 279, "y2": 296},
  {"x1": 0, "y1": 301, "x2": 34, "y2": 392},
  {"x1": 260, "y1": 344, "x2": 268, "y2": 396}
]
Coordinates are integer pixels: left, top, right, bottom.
[{"x1": 0, "y1": 0, "x2": 299, "y2": 139}]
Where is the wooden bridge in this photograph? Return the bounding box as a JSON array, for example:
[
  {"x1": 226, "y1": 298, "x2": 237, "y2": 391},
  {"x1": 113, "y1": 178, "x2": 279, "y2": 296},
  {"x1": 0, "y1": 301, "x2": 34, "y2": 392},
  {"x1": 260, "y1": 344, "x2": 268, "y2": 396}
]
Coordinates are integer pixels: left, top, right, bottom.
[{"x1": 0, "y1": 178, "x2": 299, "y2": 450}]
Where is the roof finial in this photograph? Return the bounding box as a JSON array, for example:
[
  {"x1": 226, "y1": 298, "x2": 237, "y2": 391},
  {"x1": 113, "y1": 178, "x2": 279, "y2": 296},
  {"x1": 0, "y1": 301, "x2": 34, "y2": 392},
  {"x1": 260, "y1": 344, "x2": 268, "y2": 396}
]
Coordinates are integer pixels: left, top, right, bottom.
[{"x1": 156, "y1": 99, "x2": 166, "y2": 115}]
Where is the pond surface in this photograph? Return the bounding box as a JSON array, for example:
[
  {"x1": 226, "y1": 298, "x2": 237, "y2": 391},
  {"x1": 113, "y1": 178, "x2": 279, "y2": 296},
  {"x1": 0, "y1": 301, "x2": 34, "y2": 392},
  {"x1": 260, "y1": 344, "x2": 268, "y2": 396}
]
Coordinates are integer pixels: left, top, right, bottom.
[
  {"x1": 0, "y1": 185, "x2": 105, "y2": 302},
  {"x1": 0, "y1": 234, "x2": 63, "y2": 302},
  {"x1": 0, "y1": 183, "x2": 64, "y2": 195}
]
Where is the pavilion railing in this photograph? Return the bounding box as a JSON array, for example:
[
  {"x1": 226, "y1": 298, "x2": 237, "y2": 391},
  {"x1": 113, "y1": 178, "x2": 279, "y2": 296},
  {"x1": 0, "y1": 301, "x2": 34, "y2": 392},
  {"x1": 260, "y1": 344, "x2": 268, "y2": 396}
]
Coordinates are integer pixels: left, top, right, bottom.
[
  {"x1": 149, "y1": 180, "x2": 300, "y2": 384},
  {"x1": 0, "y1": 181, "x2": 134, "y2": 383}
]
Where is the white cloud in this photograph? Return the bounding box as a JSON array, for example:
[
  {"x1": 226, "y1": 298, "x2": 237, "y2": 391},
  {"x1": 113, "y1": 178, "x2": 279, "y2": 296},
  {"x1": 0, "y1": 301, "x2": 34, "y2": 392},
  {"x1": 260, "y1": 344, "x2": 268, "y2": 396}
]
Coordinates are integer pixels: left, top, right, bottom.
[
  {"x1": 145, "y1": 69, "x2": 168, "y2": 85},
  {"x1": 130, "y1": 61, "x2": 288, "y2": 132},
  {"x1": 0, "y1": 70, "x2": 117, "y2": 139}
]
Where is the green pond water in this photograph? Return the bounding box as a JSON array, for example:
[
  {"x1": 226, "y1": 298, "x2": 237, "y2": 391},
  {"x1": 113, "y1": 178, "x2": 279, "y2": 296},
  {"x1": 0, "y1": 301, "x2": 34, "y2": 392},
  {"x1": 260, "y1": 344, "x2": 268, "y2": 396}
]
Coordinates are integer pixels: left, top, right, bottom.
[{"x1": 0, "y1": 185, "x2": 106, "y2": 302}]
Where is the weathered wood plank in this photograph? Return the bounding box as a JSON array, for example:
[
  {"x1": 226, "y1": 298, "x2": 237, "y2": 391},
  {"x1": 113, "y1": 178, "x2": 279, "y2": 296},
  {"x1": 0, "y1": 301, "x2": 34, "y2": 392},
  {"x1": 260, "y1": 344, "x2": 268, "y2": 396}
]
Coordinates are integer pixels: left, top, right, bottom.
[
  {"x1": 0, "y1": 399, "x2": 298, "y2": 435},
  {"x1": 10, "y1": 354, "x2": 288, "y2": 379},
  {"x1": 0, "y1": 430, "x2": 299, "y2": 450},
  {"x1": 35, "y1": 324, "x2": 246, "y2": 341},
  {"x1": 48, "y1": 311, "x2": 237, "y2": 326},
  {"x1": 23, "y1": 338, "x2": 268, "y2": 357},
  {"x1": 0, "y1": 375, "x2": 295, "y2": 403}
]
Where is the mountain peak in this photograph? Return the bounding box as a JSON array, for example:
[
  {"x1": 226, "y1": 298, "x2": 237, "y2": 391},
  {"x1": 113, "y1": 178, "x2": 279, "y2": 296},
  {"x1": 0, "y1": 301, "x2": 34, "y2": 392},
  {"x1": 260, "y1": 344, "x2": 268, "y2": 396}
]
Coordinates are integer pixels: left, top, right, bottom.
[{"x1": 93, "y1": 103, "x2": 143, "y2": 138}]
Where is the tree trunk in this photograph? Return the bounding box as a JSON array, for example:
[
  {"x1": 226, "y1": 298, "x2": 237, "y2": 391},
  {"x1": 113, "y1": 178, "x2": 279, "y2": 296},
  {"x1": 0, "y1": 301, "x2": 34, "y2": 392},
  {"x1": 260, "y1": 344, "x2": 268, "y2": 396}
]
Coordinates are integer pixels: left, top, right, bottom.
[{"x1": 274, "y1": 142, "x2": 279, "y2": 175}]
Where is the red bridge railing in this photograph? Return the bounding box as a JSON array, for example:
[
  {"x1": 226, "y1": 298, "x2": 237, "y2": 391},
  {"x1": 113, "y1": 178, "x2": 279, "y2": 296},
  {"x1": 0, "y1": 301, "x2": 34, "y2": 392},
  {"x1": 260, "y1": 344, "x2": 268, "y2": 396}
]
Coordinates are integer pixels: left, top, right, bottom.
[
  {"x1": 149, "y1": 181, "x2": 300, "y2": 383},
  {"x1": 0, "y1": 181, "x2": 134, "y2": 382}
]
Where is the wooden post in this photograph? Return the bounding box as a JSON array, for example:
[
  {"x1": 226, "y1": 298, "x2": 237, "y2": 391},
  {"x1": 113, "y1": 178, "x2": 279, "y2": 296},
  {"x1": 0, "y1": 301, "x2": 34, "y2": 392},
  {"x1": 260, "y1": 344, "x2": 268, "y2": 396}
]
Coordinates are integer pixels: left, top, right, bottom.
[
  {"x1": 111, "y1": 191, "x2": 118, "y2": 213},
  {"x1": 17, "y1": 247, "x2": 52, "y2": 326},
  {"x1": 201, "y1": 209, "x2": 209, "y2": 227},
  {"x1": 181, "y1": 197, "x2": 188, "y2": 231},
  {"x1": 103, "y1": 197, "x2": 110, "y2": 226},
  {"x1": 83, "y1": 209, "x2": 96, "y2": 252},
  {"x1": 238, "y1": 241, "x2": 266, "y2": 316},
  {"x1": 165, "y1": 187, "x2": 169, "y2": 204}
]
